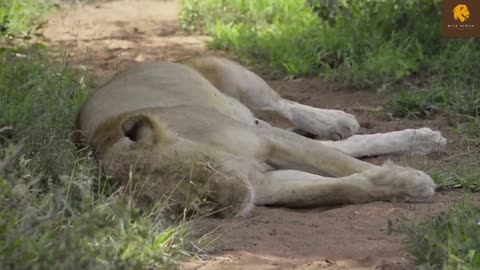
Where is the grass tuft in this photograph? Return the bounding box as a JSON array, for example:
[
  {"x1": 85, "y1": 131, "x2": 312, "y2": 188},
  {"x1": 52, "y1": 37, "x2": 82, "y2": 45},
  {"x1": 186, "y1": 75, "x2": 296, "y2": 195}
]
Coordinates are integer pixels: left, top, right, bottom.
[{"x1": 396, "y1": 199, "x2": 480, "y2": 270}]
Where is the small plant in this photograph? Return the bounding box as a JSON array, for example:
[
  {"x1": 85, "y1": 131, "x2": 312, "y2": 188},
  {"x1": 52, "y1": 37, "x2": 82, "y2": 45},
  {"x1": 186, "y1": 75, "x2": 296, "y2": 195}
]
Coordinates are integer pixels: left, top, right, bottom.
[{"x1": 385, "y1": 88, "x2": 443, "y2": 118}]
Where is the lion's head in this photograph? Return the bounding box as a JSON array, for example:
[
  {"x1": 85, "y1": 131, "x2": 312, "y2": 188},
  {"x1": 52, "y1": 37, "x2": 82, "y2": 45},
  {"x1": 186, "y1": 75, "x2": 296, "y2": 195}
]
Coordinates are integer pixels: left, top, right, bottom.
[
  {"x1": 90, "y1": 112, "x2": 254, "y2": 218},
  {"x1": 453, "y1": 4, "x2": 470, "y2": 23}
]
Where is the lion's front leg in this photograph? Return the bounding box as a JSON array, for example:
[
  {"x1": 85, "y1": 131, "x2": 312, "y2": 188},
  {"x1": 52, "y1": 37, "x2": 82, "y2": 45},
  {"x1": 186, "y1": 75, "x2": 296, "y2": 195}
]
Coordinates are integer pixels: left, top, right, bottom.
[
  {"x1": 258, "y1": 125, "x2": 375, "y2": 177},
  {"x1": 251, "y1": 165, "x2": 436, "y2": 207},
  {"x1": 319, "y1": 128, "x2": 447, "y2": 158}
]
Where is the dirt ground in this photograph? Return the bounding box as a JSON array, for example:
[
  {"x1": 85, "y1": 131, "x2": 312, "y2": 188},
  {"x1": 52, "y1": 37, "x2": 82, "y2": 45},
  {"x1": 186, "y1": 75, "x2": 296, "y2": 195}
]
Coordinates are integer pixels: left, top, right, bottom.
[{"x1": 45, "y1": 1, "x2": 478, "y2": 269}]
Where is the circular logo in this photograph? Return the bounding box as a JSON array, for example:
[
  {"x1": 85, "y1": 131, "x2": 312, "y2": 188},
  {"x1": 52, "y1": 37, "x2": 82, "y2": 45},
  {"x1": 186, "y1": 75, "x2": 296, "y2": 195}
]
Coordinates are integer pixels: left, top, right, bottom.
[{"x1": 453, "y1": 4, "x2": 470, "y2": 22}]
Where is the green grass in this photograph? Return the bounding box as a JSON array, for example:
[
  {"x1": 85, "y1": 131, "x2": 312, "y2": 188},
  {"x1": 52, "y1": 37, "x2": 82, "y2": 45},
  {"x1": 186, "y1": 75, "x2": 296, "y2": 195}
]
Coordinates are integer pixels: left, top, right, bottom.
[
  {"x1": 0, "y1": 46, "x2": 212, "y2": 270},
  {"x1": 395, "y1": 199, "x2": 480, "y2": 270},
  {"x1": 0, "y1": 0, "x2": 54, "y2": 41},
  {"x1": 179, "y1": 0, "x2": 458, "y2": 82},
  {"x1": 180, "y1": 0, "x2": 322, "y2": 76}
]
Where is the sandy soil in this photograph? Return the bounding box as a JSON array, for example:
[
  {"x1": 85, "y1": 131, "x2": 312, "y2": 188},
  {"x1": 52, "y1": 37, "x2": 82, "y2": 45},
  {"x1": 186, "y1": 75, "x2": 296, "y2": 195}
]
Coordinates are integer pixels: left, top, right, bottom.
[
  {"x1": 183, "y1": 190, "x2": 474, "y2": 270},
  {"x1": 44, "y1": 1, "x2": 478, "y2": 269}
]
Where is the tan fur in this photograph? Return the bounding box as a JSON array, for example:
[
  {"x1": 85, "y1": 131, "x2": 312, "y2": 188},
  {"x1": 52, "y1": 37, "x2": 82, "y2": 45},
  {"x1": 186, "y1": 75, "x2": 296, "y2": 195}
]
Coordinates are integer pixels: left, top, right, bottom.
[
  {"x1": 90, "y1": 112, "x2": 253, "y2": 217},
  {"x1": 76, "y1": 57, "x2": 436, "y2": 217},
  {"x1": 180, "y1": 57, "x2": 360, "y2": 140}
]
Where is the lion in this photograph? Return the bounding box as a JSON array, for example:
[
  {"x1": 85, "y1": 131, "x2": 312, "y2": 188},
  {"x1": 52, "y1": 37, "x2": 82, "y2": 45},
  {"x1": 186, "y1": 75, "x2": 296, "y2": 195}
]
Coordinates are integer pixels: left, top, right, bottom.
[
  {"x1": 453, "y1": 4, "x2": 470, "y2": 23},
  {"x1": 75, "y1": 57, "x2": 444, "y2": 217}
]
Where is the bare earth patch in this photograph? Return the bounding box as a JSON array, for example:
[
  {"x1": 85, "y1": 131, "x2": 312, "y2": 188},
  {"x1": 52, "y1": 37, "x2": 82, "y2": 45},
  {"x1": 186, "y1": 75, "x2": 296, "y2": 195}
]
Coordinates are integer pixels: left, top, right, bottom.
[
  {"x1": 44, "y1": 1, "x2": 479, "y2": 269},
  {"x1": 184, "y1": 191, "x2": 476, "y2": 270}
]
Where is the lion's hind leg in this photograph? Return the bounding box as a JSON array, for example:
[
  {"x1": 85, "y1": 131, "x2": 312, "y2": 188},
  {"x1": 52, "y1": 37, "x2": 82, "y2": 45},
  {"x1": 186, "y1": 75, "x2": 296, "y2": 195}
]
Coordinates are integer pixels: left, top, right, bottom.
[
  {"x1": 182, "y1": 57, "x2": 359, "y2": 140},
  {"x1": 251, "y1": 165, "x2": 436, "y2": 207},
  {"x1": 278, "y1": 100, "x2": 360, "y2": 140}
]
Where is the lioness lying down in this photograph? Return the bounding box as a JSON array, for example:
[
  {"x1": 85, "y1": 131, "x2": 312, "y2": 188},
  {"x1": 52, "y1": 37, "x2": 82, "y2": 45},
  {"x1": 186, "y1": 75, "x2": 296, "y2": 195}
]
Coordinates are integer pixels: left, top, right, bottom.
[{"x1": 76, "y1": 57, "x2": 446, "y2": 216}]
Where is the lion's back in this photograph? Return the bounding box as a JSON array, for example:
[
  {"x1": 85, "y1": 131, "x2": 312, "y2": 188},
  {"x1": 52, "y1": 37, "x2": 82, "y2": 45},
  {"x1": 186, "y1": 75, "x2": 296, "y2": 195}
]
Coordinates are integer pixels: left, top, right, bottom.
[{"x1": 77, "y1": 62, "x2": 233, "y2": 138}]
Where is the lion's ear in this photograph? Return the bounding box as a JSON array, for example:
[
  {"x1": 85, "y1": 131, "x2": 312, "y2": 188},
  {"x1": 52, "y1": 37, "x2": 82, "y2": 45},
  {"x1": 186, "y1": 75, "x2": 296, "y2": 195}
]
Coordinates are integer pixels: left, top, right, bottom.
[
  {"x1": 121, "y1": 114, "x2": 155, "y2": 144},
  {"x1": 122, "y1": 114, "x2": 170, "y2": 145}
]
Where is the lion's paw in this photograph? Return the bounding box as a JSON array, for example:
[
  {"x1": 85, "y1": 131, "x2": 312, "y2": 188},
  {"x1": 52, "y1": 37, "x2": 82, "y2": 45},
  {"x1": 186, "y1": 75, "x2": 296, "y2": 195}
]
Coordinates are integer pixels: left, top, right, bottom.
[
  {"x1": 406, "y1": 128, "x2": 447, "y2": 155},
  {"x1": 288, "y1": 102, "x2": 360, "y2": 140},
  {"x1": 365, "y1": 162, "x2": 436, "y2": 203}
]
